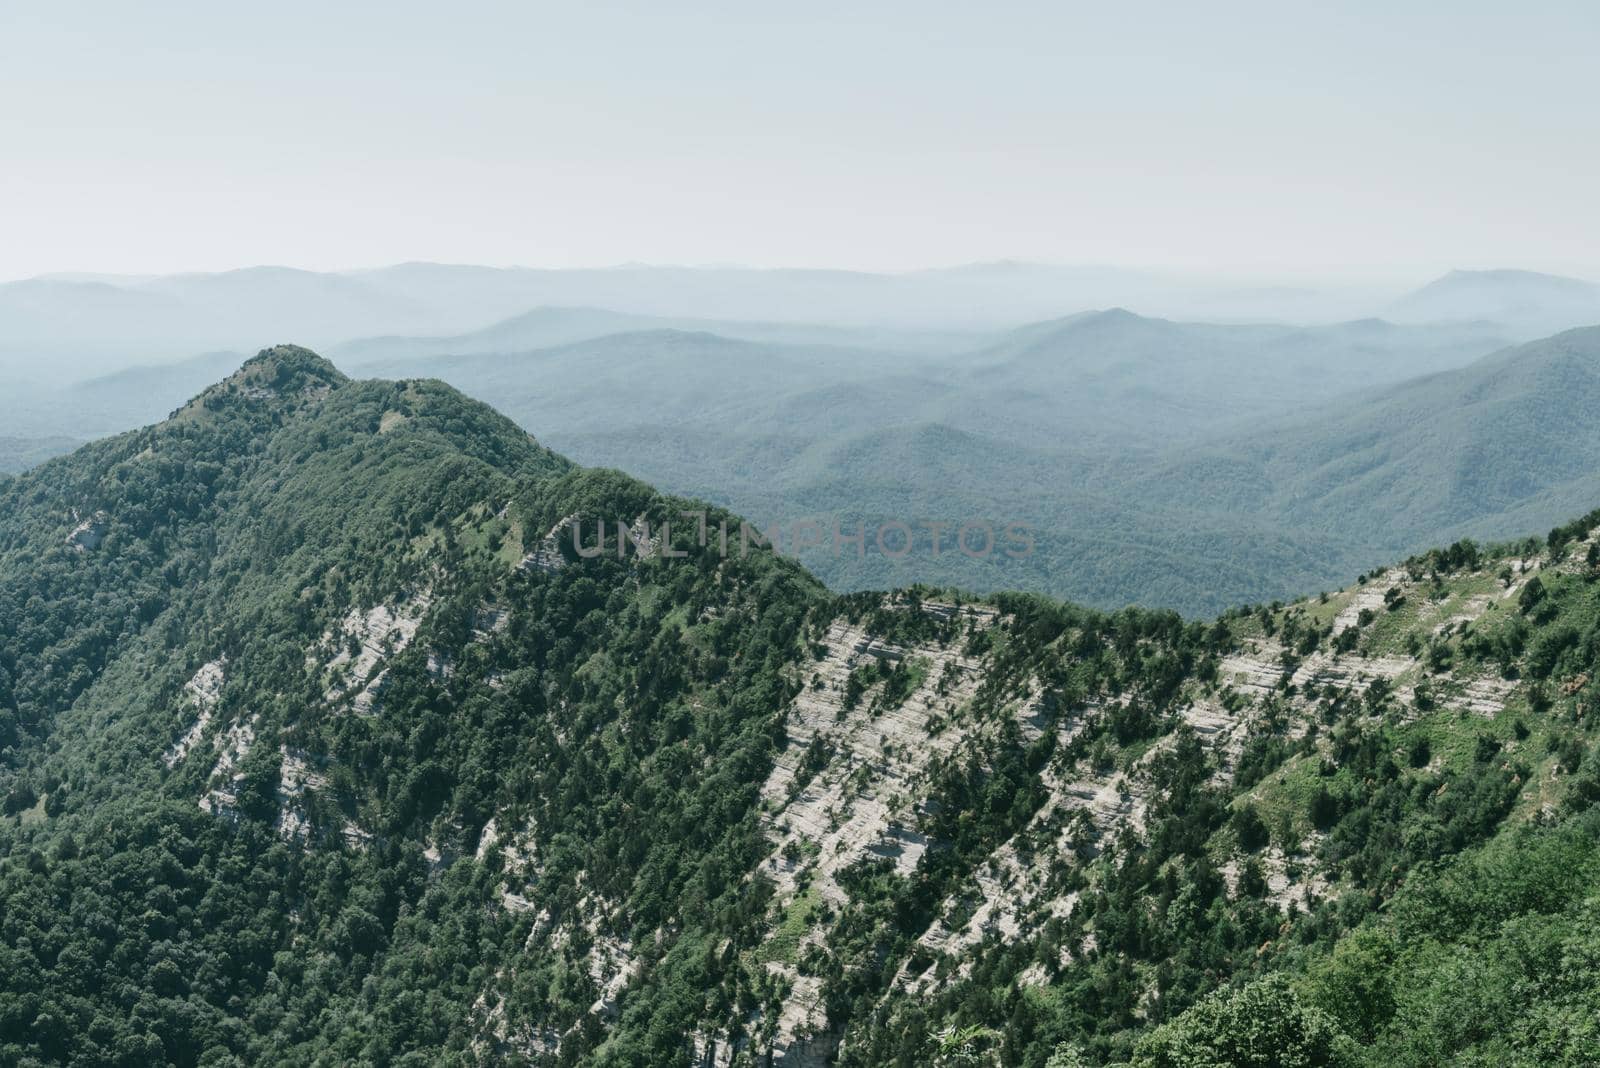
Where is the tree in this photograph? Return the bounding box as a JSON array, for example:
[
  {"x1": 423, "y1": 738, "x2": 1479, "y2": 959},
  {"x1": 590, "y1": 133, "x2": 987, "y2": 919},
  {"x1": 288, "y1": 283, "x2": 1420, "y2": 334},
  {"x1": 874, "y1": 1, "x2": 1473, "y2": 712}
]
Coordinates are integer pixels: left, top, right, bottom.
[
  {"x1": 1129, "y1": 975, "x2": 1360, "y2": 1068},
  {"x1": 1309, "y1": 786, "x2": 1340, "y2": 831},
  {"x1": 1045, "y1": 1042, "x2": 1091, "y2": 1068},
  {"x1": 1232, "y1": 804, "x2": 1269, "y2": 853},
  {"x1": 1518, "y1": 576, "x2": 1546, "y2": 615}
]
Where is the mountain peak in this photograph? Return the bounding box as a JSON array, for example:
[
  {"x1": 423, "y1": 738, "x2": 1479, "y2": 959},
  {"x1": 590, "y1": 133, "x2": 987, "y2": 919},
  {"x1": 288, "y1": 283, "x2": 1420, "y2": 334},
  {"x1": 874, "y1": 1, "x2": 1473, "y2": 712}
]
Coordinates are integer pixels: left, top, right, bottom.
[
  {"x1": 175, "y1": 344, "x2": 347, "y2": 421},
  {"x1": 997, "y1": 306, "x2": 1166, "y2": 353},
  {"x1": 1437, "y1": 267, "x2": 1597, "y2": 289},
  {"x1": 1068, "y1": 307, "x2": 1163, "y2": 330},
  {"x1": 1389, "y1": 269, "x2": 1600, "y2": 337},
  {"x1": 222, "y1": 344, "x2": 347, "y2": 395}
]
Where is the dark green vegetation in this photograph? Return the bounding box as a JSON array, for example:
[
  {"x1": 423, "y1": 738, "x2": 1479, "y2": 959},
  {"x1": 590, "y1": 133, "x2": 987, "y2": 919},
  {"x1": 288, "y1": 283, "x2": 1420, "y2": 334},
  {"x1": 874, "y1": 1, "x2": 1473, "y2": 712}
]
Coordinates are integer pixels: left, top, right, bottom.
[
  {"x1": 0, "y1": 348, "x2": 829, "y2": 1064},
  {"x1": 4, "y1": 347, "x2": 1600, "y2": 1065}
]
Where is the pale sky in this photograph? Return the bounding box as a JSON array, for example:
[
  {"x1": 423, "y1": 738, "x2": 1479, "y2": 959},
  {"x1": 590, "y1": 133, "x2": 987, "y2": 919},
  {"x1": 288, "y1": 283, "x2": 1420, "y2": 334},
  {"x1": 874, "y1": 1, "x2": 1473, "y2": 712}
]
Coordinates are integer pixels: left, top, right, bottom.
[{"x1": 2, "y1": 0, "x2": 1597, "y2": 282}]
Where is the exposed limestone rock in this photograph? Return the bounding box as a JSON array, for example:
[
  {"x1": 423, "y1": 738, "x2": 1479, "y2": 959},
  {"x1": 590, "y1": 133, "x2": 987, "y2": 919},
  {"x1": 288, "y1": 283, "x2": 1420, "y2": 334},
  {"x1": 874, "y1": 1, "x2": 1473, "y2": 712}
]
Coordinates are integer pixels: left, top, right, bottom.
[
  {"x1": 521, "y1": 515, "x2": 577, "y2": 573},
  {"x1": 65, "y1": 510, "x2": 109, "y2": 552},
  {"x1": 198, "y1": 713, "x2": 260, "y2": 816},
  {"x1": 903, "y1": 734, "x2": 1170, "y2": 994},
  {"x1": 275, "y1": 745, "x2": 329, "y2": 841},
  {"x1": 476, "y1": 816, "x2": 543, "y2": 913},
  {"x1": 479, "y1": 892, "x2": 641, "y2": 1061},
  {"x1": 1221, "y1": 846, "x2": 1331, "y2": 913},
  {"x1": 585, "y1": 933, "x2": 639, "y2": 1020},
  {"x1": 1332, "y1": 570, "x2": 1404, "y2": 633},
  {"x1": 1429, "y1": 594, "x2": 1493, "y2": 635},
  {"x1": 755, "y1": 600, "x2": 1040, "y2": 1059},
  {"x1": 1222, "y1": 638, "x2": 1420, "y2": 707},
  {"x1": 460, "y1": 549, "x2": 1546, "y2": 1058},
  {"x1": 1219, "y1": 642, "x2": 1294, "y2": 697},
  {"x1": 472, "y1": 603, "x2": 510, "y2": 641},
  {"x1": 471, "y1": 982, "x2": 561, "y2": 1063},
  {"x1": 1438, "y1": 670, "x2": 1519, "y2": 717},
  {"x1": 163, "y1": 658, "x2": 227, "y2": 768},
  {"x1": 1179, "y1": 694, "x2": 1248, "y2": 770},
  {"x1": 767, "y1": 971, "x2": 834, "y2": 1067},
  {"x1": 341, "y1": 820, "x2": 373, "y2": 850},
  {"x1": 519, "y1": 512, "x2": 666, "y2": 571},
  {"x1": 1499, "y1": 557, "x2": 1544, "y2": 601},
  {"x1": 690, "y1": 1028, "x2": 742, "y2": 1068},
  {"x1": 760, "y1": 606, "x2": 999, "y2": 909},
  {"x1": 1552, "y1": 531, "x2": 1600, "y2": 575},
  {"x1": 475, "y1": 817, "x2": 501, "y2": 861},
  {"x1": 315, "y1": 587, "x2": 434, "y2": 714},
  {"x1": 1293, "y1": 650, "x2": 1417, "y2": 700}
]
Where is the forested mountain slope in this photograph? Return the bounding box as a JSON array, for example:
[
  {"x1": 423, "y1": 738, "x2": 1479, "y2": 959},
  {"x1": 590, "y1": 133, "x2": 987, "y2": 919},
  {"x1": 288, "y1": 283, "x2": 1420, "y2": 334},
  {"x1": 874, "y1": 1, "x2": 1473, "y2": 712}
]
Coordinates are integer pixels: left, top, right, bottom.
[
  {"x1": 1141, "y1": 326, "x2": 1600, "y2": 551},
  {"x1": 5, "y1": 348, "x2": 1600, "y2": 1066}
]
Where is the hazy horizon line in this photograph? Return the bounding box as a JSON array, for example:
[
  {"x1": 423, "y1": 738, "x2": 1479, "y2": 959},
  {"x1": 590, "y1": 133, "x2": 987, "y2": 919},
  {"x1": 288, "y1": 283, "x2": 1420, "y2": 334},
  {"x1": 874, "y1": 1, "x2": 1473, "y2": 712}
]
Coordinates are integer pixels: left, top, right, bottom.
[{"x1": 8, "y1": 259, "x2": 1599, "y2": 290}]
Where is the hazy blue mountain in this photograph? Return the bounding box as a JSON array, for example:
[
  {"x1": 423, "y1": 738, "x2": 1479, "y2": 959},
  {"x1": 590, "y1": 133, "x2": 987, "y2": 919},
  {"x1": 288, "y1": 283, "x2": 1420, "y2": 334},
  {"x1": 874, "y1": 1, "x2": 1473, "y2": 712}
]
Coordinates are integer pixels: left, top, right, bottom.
[
  {"x1": 0, "y1": 435, "x2": 78, "y2": 474},
  {"x1": 136, "y1": 265, "x2": 437, "y2": 337},
  {"x1": 688, "y1": 322, "x2": 1599, "y2": 612},
  {"x1": 0, "y1": 268, "x2": 434, "y2": 381},
  {"x1": 0, "y1": 278, "x2": 178, "y2": 333},
  {"x1": 0, "y1": 261, "x2": 1421, "y2": 386},
  {"x1": 346, "y1": 259, "x2": 1403, "y2": 329},
  {"x1": 0, "y1": 351, "x2": 247, "y2": 442},
  {"x1": 13, "y1": 260, "x2": 1593, "y2": 392},
  {"x1": 344, "y1": 260, "x2": 1153, "y2": 330},
  {"x1": 351, "y1": 309, "x2": 1508, "y2": 451},
  {"x1": 1388, "y1": 268, "x2": 1600, "y2": 338},
  {"x1": 332, "y1": 304, "x2": 986, "y2": 365},
  {"x1": 953, "y1": 309, "x2": 1511, "y2": 444},
  {"x1": 348, "y1": 328, "x2": 923, "y2": 434},
  {"x1": 0, "y1": 279, "x2": 189, "y2": 379},
  {"x1": 1143, "y1": 325, "x2": 1600, "y2": 542}
]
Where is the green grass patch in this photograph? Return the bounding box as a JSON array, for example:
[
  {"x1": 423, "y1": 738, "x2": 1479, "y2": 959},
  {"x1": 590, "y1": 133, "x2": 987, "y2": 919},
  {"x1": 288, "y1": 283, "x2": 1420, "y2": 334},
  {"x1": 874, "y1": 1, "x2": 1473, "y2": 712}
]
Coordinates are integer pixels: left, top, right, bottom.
[{"x1": 752, "y1": 884, "x2": 823, "y2": 966}]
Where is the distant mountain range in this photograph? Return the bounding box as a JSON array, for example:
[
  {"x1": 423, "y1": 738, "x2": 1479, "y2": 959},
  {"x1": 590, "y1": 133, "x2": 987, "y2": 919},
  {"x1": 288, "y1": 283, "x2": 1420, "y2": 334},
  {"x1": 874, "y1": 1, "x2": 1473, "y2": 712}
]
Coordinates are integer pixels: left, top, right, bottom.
[
  {"x1": 8, "y1": 261, "x2": 1596, "y2": 385},
  {"x1": 5, "y1": 264, "x2": 1600, "y2": 612},
  {"x1": 330, "y1": 304, "x2": 986, "y2": 365}
]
